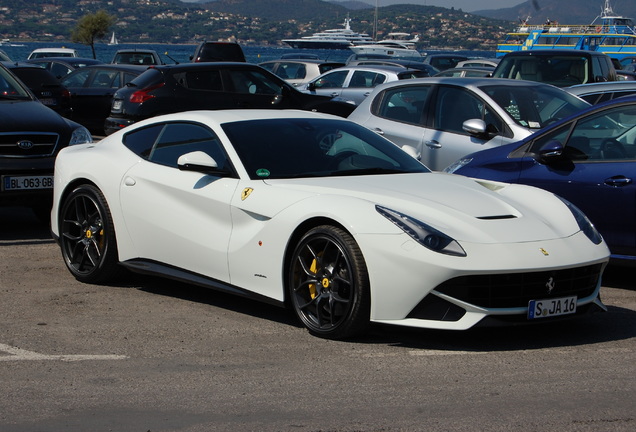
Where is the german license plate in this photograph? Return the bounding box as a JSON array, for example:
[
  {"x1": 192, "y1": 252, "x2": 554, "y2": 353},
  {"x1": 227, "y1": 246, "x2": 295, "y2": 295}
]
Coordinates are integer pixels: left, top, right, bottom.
[
  {"x1": 528, "y1": 296, "x2": 577, "y2": 319},
  {"x1": 2, "y1": 175, "x2": 54, "y2": 191}
]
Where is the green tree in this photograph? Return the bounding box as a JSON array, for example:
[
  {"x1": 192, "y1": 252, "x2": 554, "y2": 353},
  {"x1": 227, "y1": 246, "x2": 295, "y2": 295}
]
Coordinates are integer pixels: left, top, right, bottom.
[{"x1": 71, "y1": 10, "x2": 116, "y2": 59}]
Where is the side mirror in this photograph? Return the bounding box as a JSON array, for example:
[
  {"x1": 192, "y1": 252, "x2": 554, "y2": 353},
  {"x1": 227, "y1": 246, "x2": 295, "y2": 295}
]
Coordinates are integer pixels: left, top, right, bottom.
[
  {"x1": 177, "y1": 151, "x2": 230, "y2": 176},
  {"x1": 463, "y1": 119, "x2": 487, "y2": 137},
  {"x1": 536, "y1": 140, "x2": 564, "y2": 160},
  {"x1": 401, "y1": 144, "x2": 421, "y2": 161},
  {"x1": 307, "y1": 82, "x2": 316, "y2": 91}
]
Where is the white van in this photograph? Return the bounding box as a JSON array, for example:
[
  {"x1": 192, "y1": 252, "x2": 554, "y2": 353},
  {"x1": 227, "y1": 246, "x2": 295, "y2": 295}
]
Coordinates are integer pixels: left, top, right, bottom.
[{"x1": 27, "y1": 48, "x2": 79, "y2": 59}]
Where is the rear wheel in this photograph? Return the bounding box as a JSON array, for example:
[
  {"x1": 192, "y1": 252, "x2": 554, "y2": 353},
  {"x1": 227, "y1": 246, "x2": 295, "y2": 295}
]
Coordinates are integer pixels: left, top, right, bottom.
[
  {"x1": 289, "y1": 225, "x2": 370, "y2": 339},
  {"x1": 59, "y1": 184, "x2": 121, "y2": 284}
]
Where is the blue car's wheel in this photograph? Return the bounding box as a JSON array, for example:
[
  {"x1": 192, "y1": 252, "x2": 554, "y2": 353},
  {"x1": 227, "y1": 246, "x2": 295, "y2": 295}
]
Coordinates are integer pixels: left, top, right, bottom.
[{"x1": 289, "y1": 225, "x2": 370, "y2": 339}]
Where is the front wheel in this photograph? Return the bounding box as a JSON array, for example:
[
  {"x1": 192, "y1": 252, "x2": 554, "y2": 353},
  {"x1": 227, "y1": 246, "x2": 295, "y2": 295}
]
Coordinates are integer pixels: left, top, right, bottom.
[
  {"x1": 59, "y1": 184, "x2": 121, "y2": 284},
  {"x1": 289, "y1": 225, "x2": 370, "y2": 339}
]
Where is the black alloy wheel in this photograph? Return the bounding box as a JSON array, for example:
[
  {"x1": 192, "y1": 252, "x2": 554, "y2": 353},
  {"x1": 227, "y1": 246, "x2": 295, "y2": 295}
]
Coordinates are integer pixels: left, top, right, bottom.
[
  {"x1": 289, "y1": 225, "x2": 370, "y2": 339},
  {"x1": 59, "y1": 184, "x2": 121, "y2": 284}
]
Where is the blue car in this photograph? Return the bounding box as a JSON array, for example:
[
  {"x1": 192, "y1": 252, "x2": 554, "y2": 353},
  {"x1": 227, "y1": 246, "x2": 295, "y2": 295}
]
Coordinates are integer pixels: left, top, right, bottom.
[{"x1": 446, "y1": 96, "x2": 636, "y2": 264}]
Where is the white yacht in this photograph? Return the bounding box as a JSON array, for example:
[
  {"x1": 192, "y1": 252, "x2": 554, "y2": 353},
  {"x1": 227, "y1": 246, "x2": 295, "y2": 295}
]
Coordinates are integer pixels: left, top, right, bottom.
[
  {"x1": 349, "y1": 33, "x2": 421, "y2": 58},
  {"x1": 282, "y1": 17, "x2": 373, "y2": 50}
]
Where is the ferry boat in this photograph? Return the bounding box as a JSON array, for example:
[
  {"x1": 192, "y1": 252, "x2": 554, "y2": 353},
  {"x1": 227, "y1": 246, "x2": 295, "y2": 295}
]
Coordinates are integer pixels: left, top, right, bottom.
[
  {"x1": 282, "y1": 16, "x2": 373, "y2": 50},
  {"x1": 496, "y1": 0, "x2": 636, "y2": 60}
]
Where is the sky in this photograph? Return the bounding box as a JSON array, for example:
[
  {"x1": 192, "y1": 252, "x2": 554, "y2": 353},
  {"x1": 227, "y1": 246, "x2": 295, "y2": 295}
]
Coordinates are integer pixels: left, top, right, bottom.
[{"x1": 179, "y1": 1, "x2": 524, "y2": 13}]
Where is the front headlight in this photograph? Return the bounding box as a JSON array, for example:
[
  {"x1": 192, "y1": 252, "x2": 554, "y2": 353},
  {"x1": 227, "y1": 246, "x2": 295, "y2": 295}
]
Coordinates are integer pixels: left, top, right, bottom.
[
  {"x1": 376, "y1": 205, "x2": 466, "y2": 257},
  {"x1": 556, "y1": 196, "x2": 603, "y2": 245},
  {"x1": 69, "y1": 126, "x2": 93, "y2": 146},
  {"x1": 443, "y1": 157, "x2": 472, "y2": 174}
]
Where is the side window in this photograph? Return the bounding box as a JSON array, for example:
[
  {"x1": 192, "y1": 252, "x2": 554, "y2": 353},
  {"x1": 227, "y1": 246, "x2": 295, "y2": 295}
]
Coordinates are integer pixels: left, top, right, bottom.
[
  {"x1": 123, "y1": 124, "x2": 164, "y2": 158},
  {"x1": 123, "y1": 72, "x2": 138, "y2": 87},
  {"x1": 348, "y1": 71, "x2": 384, "y2": 88},
  {"x1": 62, "y1": 68, "x2": 91, "y2": 87},
  {"x1": 278, "y1": 62, "x2": 304, "y2": 80},
  {"x1": 50, "y1": 63, "x2": 72, "y2": 79},
  {"x1": 182, "y1": 70, "x2": 223, "y2": 91},
  {"x1": 148, "y1": 123, "x2": 229, "y2": 169},
  {"x1": 434, "y1": 87, "x2": 483, "y2": 134},
  {"x1": 530, "y1": 106, "x2": 636, "y2": 161},
  {"x1": 313, "y1": 70, "x2": 348, "y2": 89},
  {"x1": 89, "y1": 70, "x2": 119, "y2": 88},
  {"x1": 229, "y1": 70, "x2": 281, "y2": 95},
  {"x1": 377, "y1": 86, "x2": 430, "y2": 125}
]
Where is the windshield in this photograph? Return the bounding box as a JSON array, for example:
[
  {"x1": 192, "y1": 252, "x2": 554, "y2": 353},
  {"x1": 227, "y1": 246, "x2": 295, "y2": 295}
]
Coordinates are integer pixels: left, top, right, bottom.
[
  {"x1": 223, "y1": 118, "x2": 429, "y2": 180},
  {"x1": 0, "y1": 66, "x2": 33, "y2": 99},
  {"x1": 480, "y1": 84, "x2": 589, "y2": 129}
]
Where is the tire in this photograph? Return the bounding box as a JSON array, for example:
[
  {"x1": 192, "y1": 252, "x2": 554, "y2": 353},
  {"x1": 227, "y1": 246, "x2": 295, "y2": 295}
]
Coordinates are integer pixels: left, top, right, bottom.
[
  {"x1": 59, "y1": 184, "x2": 121, "y2": 284},
  {"x1": 289, "y1": 225, "x2": 370, "y2": 339}
]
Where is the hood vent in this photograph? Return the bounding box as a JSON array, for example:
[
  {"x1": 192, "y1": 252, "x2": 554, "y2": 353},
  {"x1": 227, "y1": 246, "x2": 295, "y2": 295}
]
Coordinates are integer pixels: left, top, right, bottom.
[{"x1": 477, "y1": 215, "x2": 517, "y2": 220}]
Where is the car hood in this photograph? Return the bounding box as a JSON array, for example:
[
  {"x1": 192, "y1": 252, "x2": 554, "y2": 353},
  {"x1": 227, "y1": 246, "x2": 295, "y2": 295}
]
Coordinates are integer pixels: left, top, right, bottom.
[
  {"x1": 0, "y1": 100, "x2": 71, "y2": 132},
  {"x1": 252, "y1": 173, "x2": 582, "y2": 244}
]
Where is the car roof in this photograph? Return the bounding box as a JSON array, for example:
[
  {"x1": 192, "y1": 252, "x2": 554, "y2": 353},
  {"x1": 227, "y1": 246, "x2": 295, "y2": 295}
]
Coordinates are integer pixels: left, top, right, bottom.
[
  {"x1": 128, "y1": 109, "x2": 340, "y2": 131},
  {"x1": 566, "y1": 81, "x2": 636, "y2": 95},
  {"x1": 81, "y1": 64, "x2": 149, "y2": 71},
  {"x1": 259, "y1": 59, "x2": 343, "y2": 66},
  {"x1": 366, "y1": 76, "x2": 556, "y2": 90},
  {"x1": 1, "y1": 61, "x2": 45, "y2": 70},
  {"x1": 25, "y1": 57, "x2": 101, "y2": 64}
]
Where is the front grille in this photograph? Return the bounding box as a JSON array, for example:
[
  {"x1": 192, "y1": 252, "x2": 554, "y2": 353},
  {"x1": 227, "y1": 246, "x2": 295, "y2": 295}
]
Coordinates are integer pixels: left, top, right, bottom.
[
  {"x1": 435, "y1": 264, "x2": 602, "y2": 309},
  {"x1": 0, "y1": 132, "x2": 60, "y2": 157}
]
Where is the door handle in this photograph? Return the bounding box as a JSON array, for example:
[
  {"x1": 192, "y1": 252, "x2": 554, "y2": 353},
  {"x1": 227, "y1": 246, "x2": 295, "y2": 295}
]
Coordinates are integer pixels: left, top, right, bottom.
[
  {"x1": 124, "y1": 177, "x2": 136, "y2": 186},
  {"x1": 371, "y1": 128, "x2": 384, "y2": 136},
  {"x1": 425, "y1": 140, "x2": 442, "y2": 149},
  {"x1": 604, "y1": 176, "x2": 632, "y2": 187}
]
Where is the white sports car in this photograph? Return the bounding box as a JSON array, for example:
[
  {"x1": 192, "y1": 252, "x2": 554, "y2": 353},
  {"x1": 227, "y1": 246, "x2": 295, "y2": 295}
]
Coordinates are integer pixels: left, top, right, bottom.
[{"x1": 51, "y1": 110, "x2": 610, "y2": 339}]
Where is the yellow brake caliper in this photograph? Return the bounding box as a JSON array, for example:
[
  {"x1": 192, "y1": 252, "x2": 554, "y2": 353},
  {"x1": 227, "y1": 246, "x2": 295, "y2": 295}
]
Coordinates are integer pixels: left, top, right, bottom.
[{"x1": 309, "y1": 258, "x2": 318, "y2": 299}]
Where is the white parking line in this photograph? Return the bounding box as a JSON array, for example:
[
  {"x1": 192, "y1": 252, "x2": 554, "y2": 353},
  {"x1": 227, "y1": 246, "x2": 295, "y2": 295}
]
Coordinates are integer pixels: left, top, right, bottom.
[{"x1": 0, "y1": 343, "x2": 128, "y2": 362}]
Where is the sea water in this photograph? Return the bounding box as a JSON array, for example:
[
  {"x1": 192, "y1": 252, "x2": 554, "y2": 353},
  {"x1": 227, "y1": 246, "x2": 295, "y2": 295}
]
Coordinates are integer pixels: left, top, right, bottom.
[{"x1": 0, "y1": 41, "x2": 495, "y2": 64}]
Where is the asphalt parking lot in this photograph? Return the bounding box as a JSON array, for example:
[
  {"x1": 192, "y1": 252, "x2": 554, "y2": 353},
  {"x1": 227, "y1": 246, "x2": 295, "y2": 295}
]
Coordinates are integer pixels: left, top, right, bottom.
[{"x1": 1, "y1": 206, "x2": 634, "y2": 432}]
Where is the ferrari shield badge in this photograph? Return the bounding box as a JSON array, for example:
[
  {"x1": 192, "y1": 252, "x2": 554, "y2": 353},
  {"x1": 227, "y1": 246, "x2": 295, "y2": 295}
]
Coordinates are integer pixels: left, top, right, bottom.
[{"x1": 241, "y1": 187, "x2": 254, "y2": 201}]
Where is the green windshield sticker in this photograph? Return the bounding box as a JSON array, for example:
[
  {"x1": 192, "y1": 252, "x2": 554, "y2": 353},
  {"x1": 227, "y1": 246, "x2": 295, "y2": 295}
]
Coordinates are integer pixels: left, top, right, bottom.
[{"x1": 256, "y1": 168, "x2": 270, "y2": 178}]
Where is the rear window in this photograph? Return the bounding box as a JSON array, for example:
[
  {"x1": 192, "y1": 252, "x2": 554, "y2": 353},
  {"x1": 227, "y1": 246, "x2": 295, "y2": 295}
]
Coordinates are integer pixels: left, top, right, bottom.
[
  {"x1": 195, "y1": 43, "x2": 246, "y2": 63},
  {"x1": 11, "y1": 68, "x2": 59, "y2": 87}
]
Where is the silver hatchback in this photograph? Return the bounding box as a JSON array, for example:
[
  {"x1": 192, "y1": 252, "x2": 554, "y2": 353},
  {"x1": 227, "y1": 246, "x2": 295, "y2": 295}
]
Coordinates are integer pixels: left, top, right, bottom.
[
  {"x1": 348, "y1": 77, "x2": 590, "y2": 170},
  {"x1": 297, "y1": 65, "x2": 427, "y2": 106}
]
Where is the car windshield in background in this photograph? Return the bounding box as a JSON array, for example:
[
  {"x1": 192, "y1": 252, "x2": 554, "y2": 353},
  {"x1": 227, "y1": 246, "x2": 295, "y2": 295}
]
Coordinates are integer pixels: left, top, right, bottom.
[
  {"x1": 0, "y1": 67, "x2": 32, "y2": 99},
  {"x1": 222, "y1": 118, "x2": 429, "y2": 180},
  {"x1": 479, "y1": 84, "x2": 590, "y2": 129}
]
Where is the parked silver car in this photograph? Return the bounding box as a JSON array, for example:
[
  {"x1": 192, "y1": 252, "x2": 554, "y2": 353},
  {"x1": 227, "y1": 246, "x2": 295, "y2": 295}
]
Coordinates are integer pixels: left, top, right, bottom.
[
  {"x1": 258, "y1": 59, "x2": 344, "y2": 87},
  {"x1": 566, "y1": 81, "x2": 636, "y2": 104},
  {"x1": 297, "y1": 65, "x2": 427, "y2": 106},
  {"x1": 348, "y1": 77, "x2": 590, "y2": 170}
]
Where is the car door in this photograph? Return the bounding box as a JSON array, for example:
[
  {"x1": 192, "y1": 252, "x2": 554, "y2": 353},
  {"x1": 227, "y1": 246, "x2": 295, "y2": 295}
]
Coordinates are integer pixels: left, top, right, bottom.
[
  {"x1": 119, "y1": 122, "x2": 239, "y2": 281},
  {"x1": 173, "y1": 68, "x2": 237, "y2": 111},
  {"x1": 421, "y1": 85, "x2": 507, "y2": 170},
  {"x1": 339, "y1": 70, "x2": 387, "y2": 105},
  {"x1": 306, "y1": 69, "x2": 350, "y2": 99},
  {"x1": 223, "y1": 68, "x2": 295, "y2": 109},
  {"x1": 519, "y1": 106, "x2": 636, "y2": 257}
]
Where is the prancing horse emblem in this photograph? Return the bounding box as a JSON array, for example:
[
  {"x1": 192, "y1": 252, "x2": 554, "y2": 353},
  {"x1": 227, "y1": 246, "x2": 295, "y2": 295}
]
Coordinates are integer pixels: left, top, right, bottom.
[
  {"x1": 241, "y1": 187, "x2": 254, "y2": 201},
  {"x1": 546, "y1": 276, "x2": 556, "y2": 294}
]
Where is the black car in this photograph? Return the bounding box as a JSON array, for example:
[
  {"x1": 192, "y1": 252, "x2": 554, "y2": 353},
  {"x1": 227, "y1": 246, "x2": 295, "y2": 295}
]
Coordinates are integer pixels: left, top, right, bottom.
[
  {"x1": 104, "y1": 62, "x2": 357, "y2": 135},
  {"x1": 61, "y1": 64, "x2": 146, "y2": 134},
  {"x1": 190, "y1": 42, "x2": 246, "y2": 62},
  {"x1": 0, "y1": 62, "x2": 92, "y2": 221},
  {"x1": 24, "y1": 57, "x2": 103, "y2": 80},
  {"x1": 2, "y1": 61, "x2": 72, "y2": 117}
]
